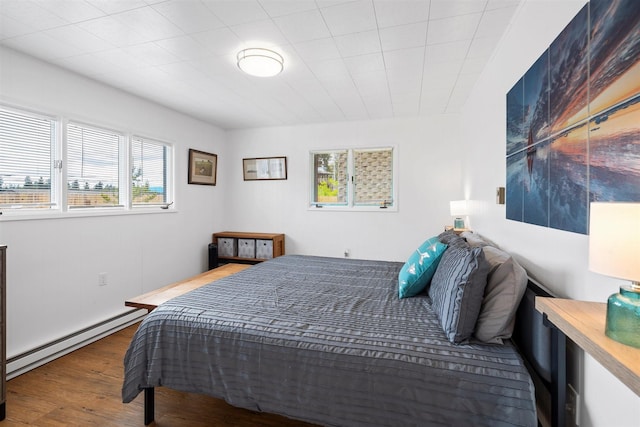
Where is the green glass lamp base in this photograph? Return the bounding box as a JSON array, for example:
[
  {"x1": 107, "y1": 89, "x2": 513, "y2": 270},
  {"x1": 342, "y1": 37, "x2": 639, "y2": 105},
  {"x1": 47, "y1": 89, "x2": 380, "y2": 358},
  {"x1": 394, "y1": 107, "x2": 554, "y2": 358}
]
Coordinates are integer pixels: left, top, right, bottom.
[{"x1": 605, "y1": 283, "x2": 640, "y2": 349}]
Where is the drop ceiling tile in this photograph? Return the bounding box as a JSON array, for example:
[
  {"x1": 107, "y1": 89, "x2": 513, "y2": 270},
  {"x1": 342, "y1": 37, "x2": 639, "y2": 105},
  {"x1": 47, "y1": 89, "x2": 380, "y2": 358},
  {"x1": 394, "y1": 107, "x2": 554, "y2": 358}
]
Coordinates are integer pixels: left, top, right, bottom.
[
  {"x1": 35, "y1": 0, "x2": 106, "y2": 23},
  {"x1": 55, "y1": 52, "x2": 126, "y2": 76},
  {"x1": 475, "y1": 6, "x2": 517, "y2": 38},
  {"x1": 379, "y1": 21, "x2": 428, "y2": 51},
  {"x1": 85, "y1": 0, "x2": 147, "y2": 14},
  {"x1": 294, "y1": 37, "x2": 341, "y2": 62},
  {"x1": 0, "y1": 0, "x2": 69, "y2": 31},
  {"x1": 372, "y1": 0, "x2": 429, "y2": 28},
  {"x1": 1, "y1": 32, "x2": 84, "y2": 60},
  {"x1": 425, "y1": 39, "x2": 470, "y2": 64},
  {"x1": 321, "y1": 0, "x2": 377, "y2": 36},
  {"x1": 427, "y1": 13, "x2": 481, "y2": 45},
  {"x1": 343, "y1": 52, "x2": 385, "y2": 76},
  {"x1": 231, "y1": 19, "x2": 288, "y2": 47},
  {"x1": 114, "y1": 7, "x2": 184, "y2": 42},
  {"x1": 334, "y1": 30, "x2": 381, "y2": 58},
  {"x1": 92, "y1": 47, "x2": 150, "y2": 70},
  {"x1": 429, "y1": 0, "x2": 487, "y2": 20},
  {"x1": 157, "y1": 61, "x2": 211, "y2": 82},
  {"x1": 305, "y1": 58, "x2": 350, "y2": 79},
  {"x1": 0, "y1": 14, "x2": 37, "y2": 39},
  {"x1": 467, "y1": 35, "x2": 501, "y2": 58},
  {"x1": 202, "y1": 0, "x2": 268, "y2": 26},
  {"x1": 460, "y1": 56, "x2": 488, "y2": 75},
  {"x1": 486, "y1": 0, "x2": 520, "y2": 11},
  {"x1": 154, "y1": 35, "x2": 211, "y2": 61},
  {"x1": 352, "y1": 70, "x2": 388, "y2": 93},
  {"x1": 77, "y1": 15, "x2": 150, "y2": 47},
  {"x1": 45, "y1": 25, "x2": 114, "y2": 54},
  {"x1": 259, "y1": 0, "x2": 317, "y2": 18},
  {"x1": 273, "y1": 9, "x2": 331, "y2": 43},
  {"x1": 191, "y1": 27, "x2": 242, "y2": 56},
  {"x1": 383, "y1": 46, "x2": 424, "y2": 71},
  {"x1": 123, "y1": 42, "x2": 181, "y2": 67},
  {"x1": 151, "y1": 0, "x2": 225, "y2": 34}
]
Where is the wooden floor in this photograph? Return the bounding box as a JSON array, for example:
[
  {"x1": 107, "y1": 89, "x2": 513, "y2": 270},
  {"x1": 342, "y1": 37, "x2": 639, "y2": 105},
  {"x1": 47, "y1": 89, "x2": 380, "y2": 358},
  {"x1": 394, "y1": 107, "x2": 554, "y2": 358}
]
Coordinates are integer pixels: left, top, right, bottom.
[{"x1": 4, "y1": 323, "x2": 316, "y2": 426}]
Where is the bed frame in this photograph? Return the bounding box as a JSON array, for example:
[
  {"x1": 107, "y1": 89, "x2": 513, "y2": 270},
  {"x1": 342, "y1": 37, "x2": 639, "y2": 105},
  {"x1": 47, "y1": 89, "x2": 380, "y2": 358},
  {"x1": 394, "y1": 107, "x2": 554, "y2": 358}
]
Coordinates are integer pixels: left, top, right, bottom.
[
  {"x1": 512, "y1": 279, "x2": 567, "y2": 427},
  {"x1": 137, "y1": 278, "x2": 567, "y2": 427}
]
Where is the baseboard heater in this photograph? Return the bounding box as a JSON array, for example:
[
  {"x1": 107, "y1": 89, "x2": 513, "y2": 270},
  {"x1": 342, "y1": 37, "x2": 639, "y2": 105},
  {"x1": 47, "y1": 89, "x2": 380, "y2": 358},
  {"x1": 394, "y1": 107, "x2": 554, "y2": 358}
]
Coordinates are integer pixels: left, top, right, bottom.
[{"x1": 7, "y1": 309, "x2": 146, "y2": 380}]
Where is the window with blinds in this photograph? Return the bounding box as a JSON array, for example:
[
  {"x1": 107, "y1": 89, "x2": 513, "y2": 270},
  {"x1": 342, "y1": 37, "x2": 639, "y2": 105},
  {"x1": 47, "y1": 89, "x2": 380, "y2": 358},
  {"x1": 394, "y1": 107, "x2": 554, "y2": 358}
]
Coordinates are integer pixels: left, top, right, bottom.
[
  {"x1": 354, "y1": 148, "x2": 393, "y2": 207},
  {"x1": 67, "y1": 122, "x2": 122, "y2": 208},
  {"x1": 0, "y1": 107, "x2": 57, "y2": 209},
  {"x1": 131, "y1": 136, "x2": 171, "y2": 207},
  {"x1": 1, "y1": 104, "x2": 174, "y2": 215},
  {"x1": 310, "y1": 147, "x2": 396, "y2": 210}
]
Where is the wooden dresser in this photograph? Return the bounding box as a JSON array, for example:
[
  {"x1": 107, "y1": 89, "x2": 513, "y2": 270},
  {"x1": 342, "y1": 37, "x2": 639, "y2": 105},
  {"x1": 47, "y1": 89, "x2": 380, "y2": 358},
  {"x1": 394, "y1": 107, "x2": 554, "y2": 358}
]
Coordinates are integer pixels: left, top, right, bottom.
[{"x1": 0, "y1": 245, "x2": 6, "y2": 420}]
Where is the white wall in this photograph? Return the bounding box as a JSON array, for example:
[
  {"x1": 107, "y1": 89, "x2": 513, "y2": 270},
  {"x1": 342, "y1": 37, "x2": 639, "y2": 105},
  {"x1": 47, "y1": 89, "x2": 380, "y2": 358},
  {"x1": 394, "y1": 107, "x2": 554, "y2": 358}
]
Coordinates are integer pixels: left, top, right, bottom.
[
  {"x1": 224, "y1": 115, "x2": 462, "y2": 261},
  {"x1": 460, "y1": 1, "x2": 639, "y2": 426},
  {"x1": 0, "y1": 47, "x2": 227, "y2": 358}
]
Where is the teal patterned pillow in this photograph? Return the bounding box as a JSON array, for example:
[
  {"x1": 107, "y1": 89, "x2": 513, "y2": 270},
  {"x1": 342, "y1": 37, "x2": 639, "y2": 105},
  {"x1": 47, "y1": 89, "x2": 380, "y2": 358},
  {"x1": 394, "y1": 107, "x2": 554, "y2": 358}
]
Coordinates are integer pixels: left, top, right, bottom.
[
  {"x1": 398, "y1": 237, "x2": 448, "y2": 299},
  {"x1": 429, "y1": 245, "x2": 490, "y2": 343}
]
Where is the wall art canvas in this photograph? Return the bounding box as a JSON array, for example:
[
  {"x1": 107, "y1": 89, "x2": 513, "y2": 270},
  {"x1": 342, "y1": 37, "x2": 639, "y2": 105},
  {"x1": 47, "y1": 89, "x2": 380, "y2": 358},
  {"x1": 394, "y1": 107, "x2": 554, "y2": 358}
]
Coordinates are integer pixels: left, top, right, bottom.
[{"x1": 506, "y1": 0, "x2": 639, "y2": 234}]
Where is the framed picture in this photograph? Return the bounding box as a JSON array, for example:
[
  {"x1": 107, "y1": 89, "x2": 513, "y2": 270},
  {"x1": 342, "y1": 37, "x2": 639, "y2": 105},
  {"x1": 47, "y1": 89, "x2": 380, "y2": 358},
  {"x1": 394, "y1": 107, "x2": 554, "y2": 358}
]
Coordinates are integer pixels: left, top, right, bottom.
[
  {"x1": 188, "y1": 149, "x2": 217, "y2": 186},
  {"x1": 243, "y1": 156, "x2": 287, "y2": 181}
]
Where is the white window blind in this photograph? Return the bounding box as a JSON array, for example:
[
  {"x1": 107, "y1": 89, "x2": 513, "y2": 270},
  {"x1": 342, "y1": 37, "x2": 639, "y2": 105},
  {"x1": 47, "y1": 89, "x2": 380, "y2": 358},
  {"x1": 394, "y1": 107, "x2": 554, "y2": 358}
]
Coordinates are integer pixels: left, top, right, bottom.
[
  {"x1": 354, "y1": 148, "x2": 393, "y2": 207},
  {"x1": 131, "y1": 136, "x2": 171, "y2": 207},
  {"x1": 67, "y1": 122, "x2": 121, "y2": 208},
  {"x1": 0, "y1": 107, "x2": 56, "y2": 209}
]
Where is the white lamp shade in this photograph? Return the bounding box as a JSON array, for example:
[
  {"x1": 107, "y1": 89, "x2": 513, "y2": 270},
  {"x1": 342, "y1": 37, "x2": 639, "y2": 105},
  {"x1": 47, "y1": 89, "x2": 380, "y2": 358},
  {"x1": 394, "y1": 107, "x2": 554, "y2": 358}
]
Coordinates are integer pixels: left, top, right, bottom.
[
  {"x1": 589, "y1": 202, "x2": 640, "y2": 282},
  {"x1": 449, "y1": 200, "x2": 469, "y2": 216},
  {"x1": 237, "y1": 48, "x2": 283, "y2": 77}
]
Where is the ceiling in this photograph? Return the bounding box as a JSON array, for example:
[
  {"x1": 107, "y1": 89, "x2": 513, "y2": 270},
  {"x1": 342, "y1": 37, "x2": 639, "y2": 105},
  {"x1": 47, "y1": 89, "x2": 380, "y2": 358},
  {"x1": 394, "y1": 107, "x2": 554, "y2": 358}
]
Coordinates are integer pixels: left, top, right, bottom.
[{"x1": 0, "y1": 0, "x2": 520, "y2": 130}]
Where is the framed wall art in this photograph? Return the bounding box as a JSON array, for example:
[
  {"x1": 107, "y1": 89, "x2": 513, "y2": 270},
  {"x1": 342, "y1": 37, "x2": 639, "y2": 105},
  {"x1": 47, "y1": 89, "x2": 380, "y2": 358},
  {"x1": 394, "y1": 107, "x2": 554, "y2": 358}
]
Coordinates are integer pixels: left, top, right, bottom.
[
  {"x1": 188, "y1": 149, "x2": 217, "y2": 186},
  {"x1": 243, "y1": 156, "x2": 287, "y2": 181}
]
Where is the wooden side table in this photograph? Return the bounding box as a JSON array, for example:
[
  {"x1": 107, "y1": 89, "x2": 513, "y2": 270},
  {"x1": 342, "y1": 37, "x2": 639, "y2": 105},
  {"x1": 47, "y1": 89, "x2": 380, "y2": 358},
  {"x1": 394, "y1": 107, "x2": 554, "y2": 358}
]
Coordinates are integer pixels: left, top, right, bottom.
[{"x1": 535, "y1": 297, "x2": 640, "y2": 396}]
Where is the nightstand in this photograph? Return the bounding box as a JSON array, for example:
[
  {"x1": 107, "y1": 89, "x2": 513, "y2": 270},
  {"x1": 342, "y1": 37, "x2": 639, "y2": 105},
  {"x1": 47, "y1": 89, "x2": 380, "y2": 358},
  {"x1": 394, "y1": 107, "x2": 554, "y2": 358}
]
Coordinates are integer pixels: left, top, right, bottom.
[{"x1": 535, "y1": 297, "x2": 640, "y2": 396}]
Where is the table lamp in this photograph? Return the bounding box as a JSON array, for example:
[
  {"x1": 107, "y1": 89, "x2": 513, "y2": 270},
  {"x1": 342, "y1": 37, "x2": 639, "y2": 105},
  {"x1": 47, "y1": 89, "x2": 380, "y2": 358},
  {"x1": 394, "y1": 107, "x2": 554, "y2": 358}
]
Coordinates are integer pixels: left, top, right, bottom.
[
  {"x1": 449, "y1": 200, "x2": 469, "y2": 230},
  {"x1": 588, "y1": 202, "x2": 640, "y2": 348}
]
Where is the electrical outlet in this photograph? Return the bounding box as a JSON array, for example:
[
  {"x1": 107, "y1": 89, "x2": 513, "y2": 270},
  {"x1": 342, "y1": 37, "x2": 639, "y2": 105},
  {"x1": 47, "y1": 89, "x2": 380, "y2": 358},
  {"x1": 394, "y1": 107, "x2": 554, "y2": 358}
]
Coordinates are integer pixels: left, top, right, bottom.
[
  {"x1": 98, "y1": 272, "x2": 108, "y2": 286},
  {"x1": 567, "y1": 383, "x2": 580, "y2": 427},
  {"x1": 344, "y1": 248, "x2": 350, "y2": 258}
]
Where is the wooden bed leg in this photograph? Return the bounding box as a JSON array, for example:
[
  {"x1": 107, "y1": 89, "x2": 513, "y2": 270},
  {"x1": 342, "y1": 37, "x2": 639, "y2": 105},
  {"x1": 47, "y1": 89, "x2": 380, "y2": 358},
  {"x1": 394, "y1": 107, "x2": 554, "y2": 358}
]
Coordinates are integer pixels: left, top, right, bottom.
[
  {"x1": 544, "y1": 314, "x2": 567, "y2": 427},
  {"x1": 144, "y1": 387, "x2": 155, "y2": 425}
]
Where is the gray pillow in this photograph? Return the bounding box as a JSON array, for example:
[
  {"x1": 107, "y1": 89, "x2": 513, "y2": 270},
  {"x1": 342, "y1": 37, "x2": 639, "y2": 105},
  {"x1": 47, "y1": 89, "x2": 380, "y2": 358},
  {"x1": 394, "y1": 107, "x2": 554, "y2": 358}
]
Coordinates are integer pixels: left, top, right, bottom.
[
  {"x1": 429, "y1": 245, "x2": 490, "y2": 343},
  {"x1": 474, "y1": 246, "x2": 528, "y2": 344},
  {"x1": 437, "y1": 230, "x2": 467, "y2": 248}
]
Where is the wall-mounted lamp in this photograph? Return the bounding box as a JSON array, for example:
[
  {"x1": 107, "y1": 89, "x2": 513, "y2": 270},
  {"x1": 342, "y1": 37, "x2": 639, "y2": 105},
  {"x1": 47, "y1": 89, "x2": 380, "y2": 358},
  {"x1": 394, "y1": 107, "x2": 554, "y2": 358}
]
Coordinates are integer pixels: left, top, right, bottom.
[
  {"x1": 449, "y1": 200, "x2": 469, "y2": 230},
  {"x1": 496, "y1": 187, "x2": 505, "y2": 205},
  {"x1": 588, "y1": 202, "x2": 640, "y2": 348}
]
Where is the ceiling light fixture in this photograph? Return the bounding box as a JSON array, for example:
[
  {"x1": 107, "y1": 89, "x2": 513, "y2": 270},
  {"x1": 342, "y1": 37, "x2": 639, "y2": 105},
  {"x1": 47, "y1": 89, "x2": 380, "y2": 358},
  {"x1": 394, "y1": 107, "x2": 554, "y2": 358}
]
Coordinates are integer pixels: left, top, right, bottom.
[{"x1": 237, "y1": 48, "x2": 284, "y2": 77}]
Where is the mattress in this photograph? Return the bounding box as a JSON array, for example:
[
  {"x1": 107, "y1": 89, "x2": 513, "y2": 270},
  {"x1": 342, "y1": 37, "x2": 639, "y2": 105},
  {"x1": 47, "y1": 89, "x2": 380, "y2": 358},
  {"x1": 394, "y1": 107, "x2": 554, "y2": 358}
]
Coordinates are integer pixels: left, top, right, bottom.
[{"x1": 122, "y1": 255, "x2": 536, "y2": 426}]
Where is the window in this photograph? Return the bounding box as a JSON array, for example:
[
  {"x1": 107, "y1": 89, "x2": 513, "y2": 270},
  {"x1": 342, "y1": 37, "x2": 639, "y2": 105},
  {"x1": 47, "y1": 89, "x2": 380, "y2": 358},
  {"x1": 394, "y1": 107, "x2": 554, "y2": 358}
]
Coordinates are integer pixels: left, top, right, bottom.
[
  {"x1": 67, "y1": 122, "x2": 122, "y2": 208},
  {"x1": 131, "y1": 136, "x2": 171, "y2": 206},
  {"x1": 0, "y1": 104, "x2": 174, "y2": 216},
  {"x1": 310, "y1": 147, "x2": 396, "y2": 210},
  {"x1": 0, "y1": 107, "x2": 57, "y2": 209}
]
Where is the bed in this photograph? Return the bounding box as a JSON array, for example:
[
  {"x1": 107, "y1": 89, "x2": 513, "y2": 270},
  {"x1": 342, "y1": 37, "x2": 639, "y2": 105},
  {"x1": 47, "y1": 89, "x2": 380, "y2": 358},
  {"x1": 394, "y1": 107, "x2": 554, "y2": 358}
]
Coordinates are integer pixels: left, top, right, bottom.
[{"x1": 123, "y1": 238, "x2": 565, "y2": 426}]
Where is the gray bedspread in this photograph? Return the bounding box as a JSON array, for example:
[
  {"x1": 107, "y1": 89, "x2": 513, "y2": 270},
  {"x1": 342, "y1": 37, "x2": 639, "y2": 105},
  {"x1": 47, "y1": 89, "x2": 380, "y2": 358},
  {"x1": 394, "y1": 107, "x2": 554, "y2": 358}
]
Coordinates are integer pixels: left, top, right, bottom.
[{"x1": 122, "y1": 255, "x2": 536, "y2": 426}]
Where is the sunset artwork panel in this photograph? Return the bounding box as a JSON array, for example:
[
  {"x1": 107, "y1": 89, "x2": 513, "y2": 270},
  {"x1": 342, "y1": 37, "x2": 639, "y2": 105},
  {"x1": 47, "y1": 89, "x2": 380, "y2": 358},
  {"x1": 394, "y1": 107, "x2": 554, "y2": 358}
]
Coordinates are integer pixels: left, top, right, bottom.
[{"x1": 506, "y1": 0, "x2": 639, "y2": 235}]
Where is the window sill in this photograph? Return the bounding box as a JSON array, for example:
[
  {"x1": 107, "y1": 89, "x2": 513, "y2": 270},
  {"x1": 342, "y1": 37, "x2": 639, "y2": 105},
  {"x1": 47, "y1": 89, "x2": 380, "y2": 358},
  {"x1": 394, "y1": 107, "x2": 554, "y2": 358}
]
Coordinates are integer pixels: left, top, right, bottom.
[
  {"x1": 0, "y1": 207, "x2": 178, "y2": 222},
  {"x1": 307, "y1": 205, "x2": 398, "y2": 213}
]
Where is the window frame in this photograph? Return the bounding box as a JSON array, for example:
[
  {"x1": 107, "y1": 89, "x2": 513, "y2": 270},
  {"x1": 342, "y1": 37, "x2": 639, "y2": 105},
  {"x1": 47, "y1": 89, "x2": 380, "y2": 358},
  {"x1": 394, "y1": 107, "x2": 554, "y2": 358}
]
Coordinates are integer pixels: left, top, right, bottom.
[
  {"x1": 309, "y1": 146, "x2": 398, "y2": 212},
  {"x1": 0, "y1": 103, "x2": 175, "y2": 220}
]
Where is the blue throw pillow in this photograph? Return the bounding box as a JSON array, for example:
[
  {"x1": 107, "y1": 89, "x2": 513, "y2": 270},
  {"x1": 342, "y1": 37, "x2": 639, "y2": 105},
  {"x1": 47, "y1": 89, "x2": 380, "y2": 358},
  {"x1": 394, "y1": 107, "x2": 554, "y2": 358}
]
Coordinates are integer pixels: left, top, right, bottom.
[{"x1": 398, "y1": 237, "x2": 448, "y2": 298}]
